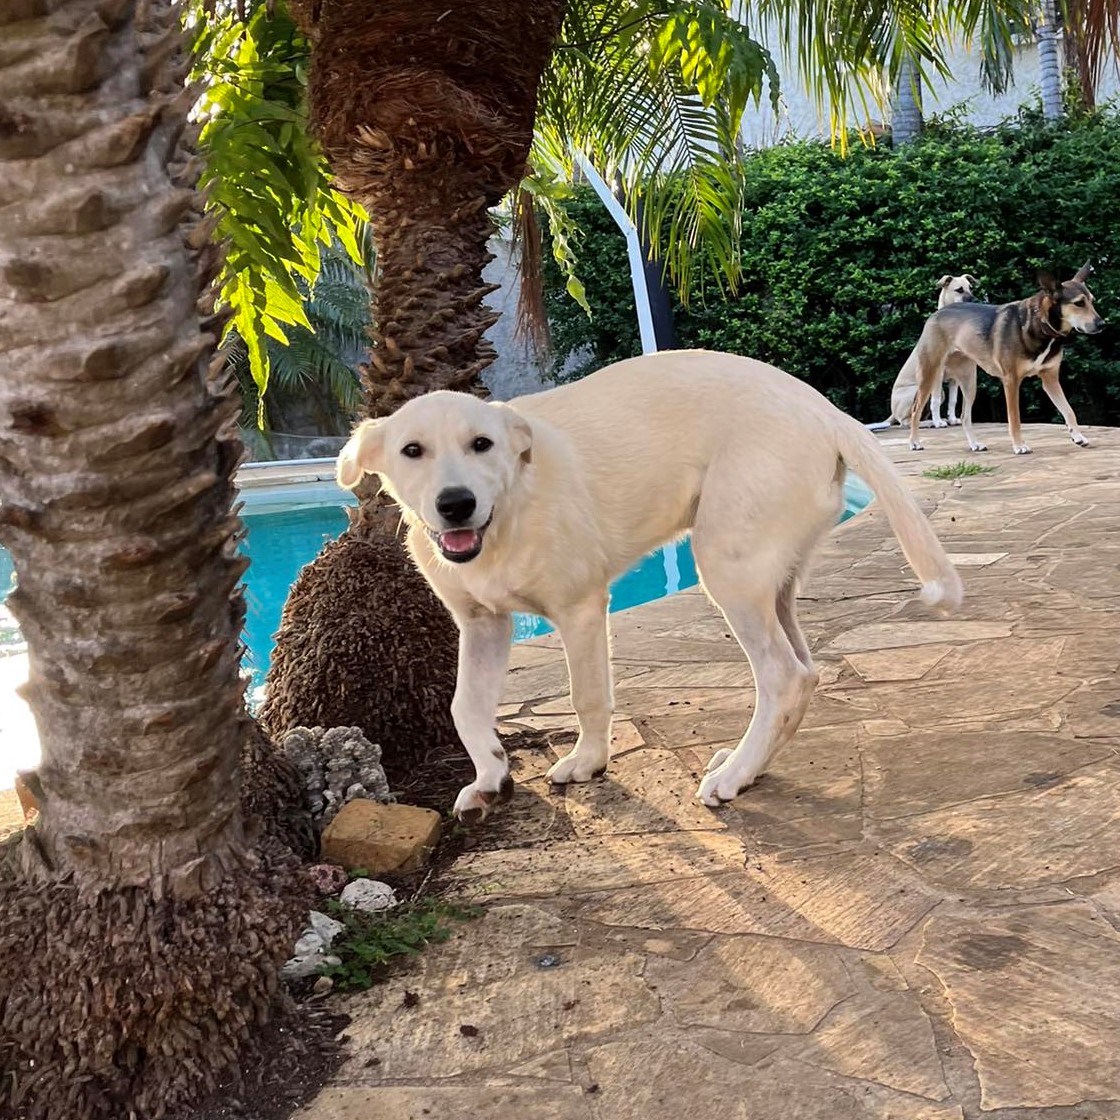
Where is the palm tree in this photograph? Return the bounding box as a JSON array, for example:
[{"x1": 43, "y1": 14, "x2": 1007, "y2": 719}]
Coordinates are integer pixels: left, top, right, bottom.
[
  {"x1": 892, "y1": 56, "x2": 925, "y2": 142},
  {"x1": 1038, "y1": 0, "x2": 1065, "y2": 117},
  {"x1": 256, "y1": 2, "x2": 567, "y2": 776},
  {"x1": 1063, "y1": 0, "x2": 1120, "y2": 109},
  {"x1": 0, "y1": 2, "x2": 304, "y2": 1116}
]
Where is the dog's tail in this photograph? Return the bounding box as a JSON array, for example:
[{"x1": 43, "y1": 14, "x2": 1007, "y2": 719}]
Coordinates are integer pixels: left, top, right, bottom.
[{"x1": 835, "y1": 417, "x2": 963, "y2": 612}]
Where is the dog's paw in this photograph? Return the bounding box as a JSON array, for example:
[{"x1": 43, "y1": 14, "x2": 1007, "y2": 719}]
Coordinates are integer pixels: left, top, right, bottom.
[
  {"x1": 697, "y1": 766, "x2": 758, "y2": 807},
  {"x1": 547, "y1": 750, "x2": 608, "y2": 785},
  {"x1": 909, "y1": 439, "x2": 924, "y2": 451},
  {"x1": 1013, "y1": 444, "x2": 1033, "y2": 455},
  {"x1": 1072, "y1": 432, "x2": 1090, "y2": 447},
  {"x1": 453, "y1": 775, "x2": 514, "y2": 825},
  {"x1": 705, "y1": 747, "x2": 734, "y2": 773},
  {"x1": 948, "y1": 417, "x2": 962, "y2": 427},
  {"x1": 932, "y1": 418, "x2": 948, "y2": 429},
  {"x1": 968, "y1": 440, "x2": 988, "y2": 452}
]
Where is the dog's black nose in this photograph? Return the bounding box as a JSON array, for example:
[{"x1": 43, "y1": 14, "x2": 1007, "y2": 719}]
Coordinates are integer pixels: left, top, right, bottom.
[{"x1": 436, "y1": 486, "x2": 476, "y2": 525}]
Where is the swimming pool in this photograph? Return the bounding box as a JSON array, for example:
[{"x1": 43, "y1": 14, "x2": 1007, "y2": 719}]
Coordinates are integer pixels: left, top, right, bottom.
[{"x1": 0, "y1": 474, "x2": 873, "y2": 686}]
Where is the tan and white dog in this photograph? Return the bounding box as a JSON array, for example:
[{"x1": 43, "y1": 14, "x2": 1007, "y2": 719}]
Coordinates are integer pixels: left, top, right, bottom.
[
  {"x1": 887, "y1": 274, "x2": 978, "y2": 428},
  {"x1": 337, "y1": 350, "x2": 962, "y2": 819}
]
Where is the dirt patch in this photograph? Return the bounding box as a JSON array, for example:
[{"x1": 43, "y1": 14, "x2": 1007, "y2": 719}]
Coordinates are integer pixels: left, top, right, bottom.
[{"x1": 174, "y1": 1004, "x2": 350, "y2": 1120}]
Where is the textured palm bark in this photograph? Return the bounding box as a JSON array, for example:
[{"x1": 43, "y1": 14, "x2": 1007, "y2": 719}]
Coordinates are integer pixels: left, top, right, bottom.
[
  {"x1": 262, "y1": 1, "x2": 567, "y2": 761},
  {"x1": 0, "y1": 0, "x2": 248, "y2": 895},
  {"x1": 0, "y1": 4, "x2": 308, "y2": 1117},
  {"x1": 290, "y1": 0, "x2": 567, "y2": 414}
]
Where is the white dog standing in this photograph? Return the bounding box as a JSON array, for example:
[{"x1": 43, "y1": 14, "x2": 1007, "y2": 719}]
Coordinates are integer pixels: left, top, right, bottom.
[
  {"x1": 337, "y1": 350, "x2": 962, "y2": 819},
  {"x1": 887, "y1": 274, "x2": 978, "y2": 427}
]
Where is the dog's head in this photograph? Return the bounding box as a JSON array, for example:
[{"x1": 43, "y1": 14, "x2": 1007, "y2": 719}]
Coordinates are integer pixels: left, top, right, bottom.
[
  {"x1": 935, "y1": 274, "x2": 978, "y2": 308},
  {"x1": 1037, "y1": 261, "x2": 1104, "y2": 335},
  {"x1": 336, "y1": 391, "x2": 533, "y2": 564}
]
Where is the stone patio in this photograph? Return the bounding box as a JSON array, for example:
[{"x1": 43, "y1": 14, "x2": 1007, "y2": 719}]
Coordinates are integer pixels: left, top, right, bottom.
[{"x1": 299, "y1": 423, "x2": 1114, "y2": 1116}]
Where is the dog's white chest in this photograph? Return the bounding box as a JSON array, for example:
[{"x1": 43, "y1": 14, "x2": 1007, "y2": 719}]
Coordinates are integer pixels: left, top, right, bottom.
[
  {"x1": 1025, "y1": 338, "x2": 1058, "y2": 373},
  {"x1": 454, "y1": 563, "x2": 549, "y2": 619}
]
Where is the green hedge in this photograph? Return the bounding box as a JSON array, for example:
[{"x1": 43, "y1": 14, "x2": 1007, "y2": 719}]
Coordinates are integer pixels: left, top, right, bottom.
[{"x1": 543, "y1": 107, "x2": 1120, "y2": 426}]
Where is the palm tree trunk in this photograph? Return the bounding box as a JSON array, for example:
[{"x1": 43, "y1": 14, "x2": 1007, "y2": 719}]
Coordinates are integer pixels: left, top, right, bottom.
[
  {"x1": 1038, "y1": 0, "x2": 1064, "y2": 120},
  {"x1": 261, "y1": 1, "x2": 566, "y2": 774},
  {"x1": 0, "y1": 3, "x2": 303, "y2": 1115},
  {"x1": 291, "y1": 0, "x2": 568, "y2": 414},
  {"x1": 891, "y1": 56, "x2": 924, "y2": 144}
]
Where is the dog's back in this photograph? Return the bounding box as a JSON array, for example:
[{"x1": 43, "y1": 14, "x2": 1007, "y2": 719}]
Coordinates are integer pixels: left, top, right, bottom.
[{"x1": 511, "y1": 351, "x2": 848, "y2": 572}]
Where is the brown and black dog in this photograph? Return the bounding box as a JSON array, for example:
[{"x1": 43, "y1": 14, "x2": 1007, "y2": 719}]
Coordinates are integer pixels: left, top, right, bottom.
[{"x1": 907, "y1": 263, "x2": 1103, "y2": 455}]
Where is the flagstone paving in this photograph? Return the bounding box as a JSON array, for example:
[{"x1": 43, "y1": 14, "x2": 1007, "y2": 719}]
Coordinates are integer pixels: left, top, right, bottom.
[{"x1": 299, "y1": 423, "x2": 1120, "y2": 1120}]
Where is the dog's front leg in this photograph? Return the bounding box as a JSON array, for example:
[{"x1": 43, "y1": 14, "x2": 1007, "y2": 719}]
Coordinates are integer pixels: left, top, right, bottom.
[
  {"x1": 1003, "y1": 376, "x2": 1031, "y2": 454},
  {"x1": 946, "y1": 379, "x2": 961, "y2": 425},
  {"x1": 547, "y1": 594, "x2": 613, "y2": 784},
  {"x1": 450, "y1": 610, "x2": 515, "y2": 824},
  {"x1": 930, "y1": 378, "x2": 947, "y2": 427},
  {"x1": 1040, "y1": 369, "x2": 1090, "y2": 447}
]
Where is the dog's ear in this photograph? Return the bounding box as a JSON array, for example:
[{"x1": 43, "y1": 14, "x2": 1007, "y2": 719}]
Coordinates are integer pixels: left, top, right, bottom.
[
  {"x1": 499, "y1": 405, "x2": 533, "y2": 465},
  {"x1": 1073, "y1": 260, "x2": 1093, "y2": 283},
  {"x1": 964, "y1": 274, "x2": 979, "y2": 288},
  {"x1": 336, "y1": 418, "x2": 386, "y2": 490},
  {"x1": 935, "y1": 275, "x2": 952, "y2": 289},
  {"x1": 1036, "y1": 269, "x2": 1062, "y2": 296}
]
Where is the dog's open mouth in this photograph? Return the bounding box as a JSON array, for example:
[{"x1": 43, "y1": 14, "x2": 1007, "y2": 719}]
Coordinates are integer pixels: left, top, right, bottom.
[{"x1": 429, "y1": 513, "x2": 492, "y2": 563}]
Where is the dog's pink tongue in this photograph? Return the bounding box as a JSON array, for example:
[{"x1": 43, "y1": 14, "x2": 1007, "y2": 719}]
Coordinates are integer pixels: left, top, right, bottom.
[{"x1": 440, "y1": 529, "x2": 480, "y2": 553}]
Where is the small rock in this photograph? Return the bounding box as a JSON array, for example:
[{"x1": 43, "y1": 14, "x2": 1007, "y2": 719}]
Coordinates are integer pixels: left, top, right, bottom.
[
  {"x1": 293, "y1": 931, "x2": 325, "y2": 958},
  {"x1": 309, "y1": 910, "x2": 345, "y2": 948},
  {"x1": 312, "y1": 975, "x2": 334, "y2": 995},
  {"x1": 340, "y1": 878, "x2": 398, "y2": 913},
  {"x1": 308, "y1": 862, "x2": 349, "y2": 895},
  {"x1": 459, "y1": 1024, "x2": 479, "y2": 1038},
  {"x1": 321, "y1": 800, "x2": 442, "y2": 874},
  {"x1": 280, "y1": 955, "x2": 326, "y2": 981},
  {"x1": 322, "y1": 954, "x2": 342, "y2": 968}
]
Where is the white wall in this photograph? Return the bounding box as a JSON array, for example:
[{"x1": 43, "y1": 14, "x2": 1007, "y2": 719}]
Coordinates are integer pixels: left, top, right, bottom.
[{"x1": 740, "y1": 32, "x2": 1120, "y2": 149}]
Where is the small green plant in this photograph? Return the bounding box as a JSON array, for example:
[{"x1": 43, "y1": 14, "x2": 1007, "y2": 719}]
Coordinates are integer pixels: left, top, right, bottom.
[
  {"x1": 922, "y1": 462, "x2": 997, "y2": 480},
  {"x1": 321, "y1": 897, "x2": 481, "y2": 991}
]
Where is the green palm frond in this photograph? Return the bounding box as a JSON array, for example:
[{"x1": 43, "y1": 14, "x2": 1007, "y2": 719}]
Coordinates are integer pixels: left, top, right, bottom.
[
  {"x1": 185, "y1": 0, "x2": 368, "y2": 408},
  {"x1": 229, "y1": 226, "x2": 372, "y2": 429},
  {"x1": 534, "y1": 1, "x2": 777, "y2": 301}
]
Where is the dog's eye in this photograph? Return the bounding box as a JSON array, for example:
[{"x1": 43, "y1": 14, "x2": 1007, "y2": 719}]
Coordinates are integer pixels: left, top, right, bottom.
[
  {"x1": 401, "y1": 442, "x2": 423, "y2": 459},
  {"x1": 471, "y1": 436, "x2": 493, "y2": 453},
  {"x1": 1073, "y1": 298, "x2": 1086, "y2": 306}
]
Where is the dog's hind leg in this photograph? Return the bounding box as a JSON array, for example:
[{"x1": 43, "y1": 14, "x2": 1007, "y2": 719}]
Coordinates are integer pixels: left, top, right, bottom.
[
  {"x1": 1040, "y1": 368, "x2": 1090, "y2": 447},
  {"x1": 450, "y1": 610, "x2": 516, "y2": 823},
  {"x1": 703, "y1": 563, "x2": 820, "y2": 768},
  {"x1": 547, "y1": 592, "x2": 614, "y2": 785},
  {"x1": 909, "y1": 377, "x2": 935, "y2": 451},
  {"x1": 692, "y1": 511, "x2": 821, "y2": 806}
]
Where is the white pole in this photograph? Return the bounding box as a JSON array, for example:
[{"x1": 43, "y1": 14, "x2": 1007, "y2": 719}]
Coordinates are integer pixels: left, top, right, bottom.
[{"x1": 574, "y1": 154, "x2": 659, "y2": 354}]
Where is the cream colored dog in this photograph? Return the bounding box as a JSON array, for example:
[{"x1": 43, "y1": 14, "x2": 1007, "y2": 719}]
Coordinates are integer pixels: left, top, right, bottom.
[
  {"x1": 337, "y1": 350, "x2": 963, "y2": 819},
  {"x1": 887, "y1": 273, "x2": 978, "y2": 428}
]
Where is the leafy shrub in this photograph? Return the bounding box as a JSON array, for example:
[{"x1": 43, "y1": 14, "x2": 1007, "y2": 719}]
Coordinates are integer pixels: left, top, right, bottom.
[{"x1": 544, "y1": 106, "x2": 1120, "y2": 425}]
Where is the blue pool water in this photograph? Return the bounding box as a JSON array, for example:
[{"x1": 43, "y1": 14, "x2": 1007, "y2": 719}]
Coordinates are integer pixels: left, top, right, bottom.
[{"x1": 0, "y1": 475, "x2": 873, "y2": 683}]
